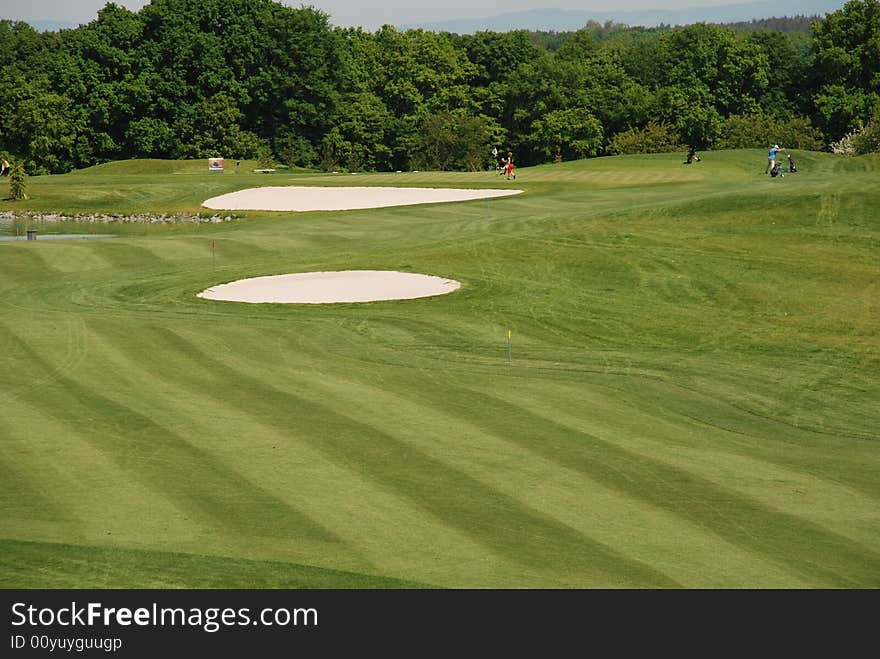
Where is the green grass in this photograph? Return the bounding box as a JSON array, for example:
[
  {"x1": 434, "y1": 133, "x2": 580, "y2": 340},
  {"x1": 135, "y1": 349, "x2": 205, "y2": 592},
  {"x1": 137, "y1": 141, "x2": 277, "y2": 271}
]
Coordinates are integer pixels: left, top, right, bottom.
[{"x1": 1, "y1": 150, "x2": 878, "y2": 588}]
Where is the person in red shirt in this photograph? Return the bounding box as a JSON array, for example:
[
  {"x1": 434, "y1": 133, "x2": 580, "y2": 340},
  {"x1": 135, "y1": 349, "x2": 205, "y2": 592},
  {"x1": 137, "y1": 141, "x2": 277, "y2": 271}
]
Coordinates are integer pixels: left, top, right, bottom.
[{"x1": 505, "y1": 152, "x2": 515, "y2": 179}]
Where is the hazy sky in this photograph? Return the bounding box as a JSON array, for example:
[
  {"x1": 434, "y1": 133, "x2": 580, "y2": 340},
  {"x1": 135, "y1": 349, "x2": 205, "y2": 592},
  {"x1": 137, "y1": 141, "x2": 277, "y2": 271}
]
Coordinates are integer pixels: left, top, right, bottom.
[{"x1": 1, "y1": 0, "x2": 747, "y2": 29}]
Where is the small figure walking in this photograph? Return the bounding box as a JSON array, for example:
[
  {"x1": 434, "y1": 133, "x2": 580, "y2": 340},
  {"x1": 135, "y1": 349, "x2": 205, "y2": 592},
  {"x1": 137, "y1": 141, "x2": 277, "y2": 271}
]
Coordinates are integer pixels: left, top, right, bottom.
[
  {"x1": 505, "y1": 152, "x2": 515, "y2": 180},
  {"x1": 0, "y1": 158, "x2": 10, "y2": 176},
  {"x1": 765, "y1": 144, "x2": 784, "y2": 174}
]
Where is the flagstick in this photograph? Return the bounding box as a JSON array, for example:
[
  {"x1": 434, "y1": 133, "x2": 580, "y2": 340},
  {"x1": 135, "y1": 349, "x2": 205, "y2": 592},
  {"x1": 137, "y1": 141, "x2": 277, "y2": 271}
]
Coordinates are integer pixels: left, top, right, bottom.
[
  {"x1": 212, "y1": 240, "x2": 215, "y2": 270},
  {"x1": 507, "y1": 329, "x2": 512, "y2": 365}
]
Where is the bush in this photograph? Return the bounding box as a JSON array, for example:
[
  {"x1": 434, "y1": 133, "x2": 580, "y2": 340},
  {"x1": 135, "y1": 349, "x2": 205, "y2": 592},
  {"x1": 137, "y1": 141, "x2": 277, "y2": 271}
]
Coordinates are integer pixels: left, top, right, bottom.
[
  {"x1": 717, "y1": 114, "x2": 824, "y2": 150},
  {"x1": 852, "y1": 123, "x2": 880, "y2": 154},
  {"x1": 606, "y1": 121, "x2": 681, "y2": 155},
  {"x1": 850, "y1": 106, "x2": 880, "y2": 155},
  {"x1": 256, "y1": 144, "x2": 276, "y2": 170},
  {"x1": 8, "y1": 163, "x2": 27, "y2": 201},
  {"x1": 830, "y1": 129, "x2": 858, "y2": 155},
  {"x1": 528, "y1": 107, "x2": 604, "y2": 161}
]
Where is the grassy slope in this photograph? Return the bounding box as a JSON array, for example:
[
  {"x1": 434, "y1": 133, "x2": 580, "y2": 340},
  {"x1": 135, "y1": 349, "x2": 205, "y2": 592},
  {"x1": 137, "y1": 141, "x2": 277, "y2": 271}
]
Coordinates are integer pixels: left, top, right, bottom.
[{"x1": 1, "y1": 150, "x2": 878, "y2": 588}]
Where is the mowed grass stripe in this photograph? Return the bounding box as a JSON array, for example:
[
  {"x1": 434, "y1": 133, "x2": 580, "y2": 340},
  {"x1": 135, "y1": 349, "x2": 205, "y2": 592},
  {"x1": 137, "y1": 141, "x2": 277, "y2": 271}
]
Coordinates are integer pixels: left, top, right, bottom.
[
  {"x1": 0, "y1": 539, "x2": 429, "y2": 589},
  {"x1": 609, "y1": 366, "x2": 875, "y2": 480},
  {"x1": 0, "y1": 321, "x2": 343, "y2": 547},
  {"x1": 0, "y1": 397, "x2": 214, "y2": 547},
  {"x1": 494, "y1": 378, "x2": 880, "y2": 550},
  {"x1": 231, "y1": 351, "x2": 815, "y2": 587},
  {"x1": 601, "y1": 365, "x2": 880, "y2": 488},
  {"x1": 120, "y1": 324, "x2": 679, "y2": 587},
  {"x1": 185, "y1": 317, "x2": 875, "y2": 587},
  {"x1": 84, "y1": 319, "x2": 534, "y2": 585},
  {"x1": 73, "y1": 238, "x2": 169, "y2": 272},
  {"x1": 1, "y1": 240, "x2": 118, "y2": 275},
  {"x1": 395, "y1": 378, "x2": 880, "y2": 587},
  {"x1": 0, "y1": 243, "x2": 65, "y2": 282},
  {"x1": 0, "y1": 437, "x2": 71, "y2": 523}
]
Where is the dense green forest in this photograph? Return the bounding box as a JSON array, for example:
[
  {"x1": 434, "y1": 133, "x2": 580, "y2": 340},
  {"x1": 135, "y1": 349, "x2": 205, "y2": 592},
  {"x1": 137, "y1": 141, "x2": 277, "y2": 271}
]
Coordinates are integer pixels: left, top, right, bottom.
[{"x1": 1, "y1": 0, "x2": 878, "y2": 174}]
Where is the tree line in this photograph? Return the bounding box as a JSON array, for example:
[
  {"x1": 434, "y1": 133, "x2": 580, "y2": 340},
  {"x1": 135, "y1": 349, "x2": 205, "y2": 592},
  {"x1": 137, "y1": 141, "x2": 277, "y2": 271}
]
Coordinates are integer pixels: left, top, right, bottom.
[{"x1": 0, "y1": 0, "x2": 878, "y2": 175}]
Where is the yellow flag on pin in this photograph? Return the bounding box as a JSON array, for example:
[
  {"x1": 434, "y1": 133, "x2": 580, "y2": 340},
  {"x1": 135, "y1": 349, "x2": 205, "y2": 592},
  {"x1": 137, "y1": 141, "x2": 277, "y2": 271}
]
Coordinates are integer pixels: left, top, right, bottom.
[{"x1": 508, "y1": 329, "x2": 511, "y2": 339}]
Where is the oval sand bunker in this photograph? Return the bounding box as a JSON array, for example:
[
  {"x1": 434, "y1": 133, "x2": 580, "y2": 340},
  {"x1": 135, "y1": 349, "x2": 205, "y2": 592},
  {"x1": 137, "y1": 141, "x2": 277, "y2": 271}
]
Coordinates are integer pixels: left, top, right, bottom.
[
  {"x1": 197, "y1": 270, "x2": 461, "y2": 304},
  {"x1": 202, "y1": 186, "x2": 522, "y2": 211}
]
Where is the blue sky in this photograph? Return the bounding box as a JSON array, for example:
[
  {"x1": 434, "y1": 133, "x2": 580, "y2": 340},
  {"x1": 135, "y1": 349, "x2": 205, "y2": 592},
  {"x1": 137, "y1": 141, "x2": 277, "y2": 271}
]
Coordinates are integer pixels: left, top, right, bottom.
[{"x1": 1, "y1": 1, "x2": 751, "y2": 29}]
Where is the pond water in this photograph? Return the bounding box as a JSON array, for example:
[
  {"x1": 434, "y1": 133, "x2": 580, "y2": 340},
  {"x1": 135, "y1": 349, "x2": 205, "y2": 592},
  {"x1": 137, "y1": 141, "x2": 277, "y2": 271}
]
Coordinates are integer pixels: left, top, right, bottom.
[
  {"x1": 0, "y1": 232, "x2": 115, "y2": 242},
  {"x1": 0, "y1": 217, "x2": 115, "y2": 241}
]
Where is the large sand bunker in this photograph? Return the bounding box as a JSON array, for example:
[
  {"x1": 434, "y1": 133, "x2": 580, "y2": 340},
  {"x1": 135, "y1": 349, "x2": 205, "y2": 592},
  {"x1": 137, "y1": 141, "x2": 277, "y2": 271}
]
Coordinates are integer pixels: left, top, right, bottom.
[
  {"x1": 197, "y1": 270, "x2": 461, "y2": 304},
  {"x1": 202, "y1": 186, "x2": 522, "y2": 211}
]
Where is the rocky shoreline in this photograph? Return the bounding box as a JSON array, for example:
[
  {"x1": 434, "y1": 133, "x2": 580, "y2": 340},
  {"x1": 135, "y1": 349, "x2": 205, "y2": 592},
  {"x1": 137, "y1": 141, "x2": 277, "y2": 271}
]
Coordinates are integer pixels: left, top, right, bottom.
[{"x1": 0, "y1": 211, "x2": 237, "y2": 224}]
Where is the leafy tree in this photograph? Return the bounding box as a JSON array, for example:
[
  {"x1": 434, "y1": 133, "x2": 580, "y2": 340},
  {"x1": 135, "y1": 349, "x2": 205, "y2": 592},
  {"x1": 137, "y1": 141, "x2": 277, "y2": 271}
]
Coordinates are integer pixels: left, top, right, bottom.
[
  {"x1": 275, "y1": 131, "x2": 318, "y2": 169},
  {"x1": 811, "y1": 85, "x2": 877, "y2": 144},
  {"x1": 134, "y1": 0, "x2": 343, "y2": 161},
  {"x1": 348, "y1": 26, "x2": 479, "y2": 169},
  {"x1": 0, "y1": 20, "x2": 47, "y2": 71},
  {"x1": 0, "y1": 1, "x2": 876, "y2": 173},
  {"x1": 320, "y1": 92, "x2": 394, "y2": 171},
  {"x1": 5, "y1": 81, "x2": 88, "y2": 173},
  {"x1": 126, "y1": 117, "x2": 175, "y2": 157},
  {"x1": 455, "y1": 30, "x2": 542, "y2": 86},
  {"x1": 743, "y1": 30, "x2": 811, "y2": 116},
  {"x1": 412, "y1": 111, "x2": 493, "y2": 171},
  {"x1": 646, "y1": 23, "x2": 772, "y2": 117},
  {"x1": 675, "y1": 102, "x2": 723, "y2": 149},
  {"x1": 57, "y1": 4, "x2": 148, "y2": 162},
  {"x1": 171, "y1": 92, "x2": 262, "y2": 158},
  {"x1": 808, "y1": 0, "x2": 880, "y2": 141},
  {"x1": 717, "y1": 114, "x2": 824, "y2": 149},
  {"x1": 607, "y1": 121, "x2": 681, "y2": 154},
  {"x1": 528, "y1": 108, "x2": 604, "y2": 160},
  {"x1": 502, "y1": 46, "x2": 648, "y2": 163}
]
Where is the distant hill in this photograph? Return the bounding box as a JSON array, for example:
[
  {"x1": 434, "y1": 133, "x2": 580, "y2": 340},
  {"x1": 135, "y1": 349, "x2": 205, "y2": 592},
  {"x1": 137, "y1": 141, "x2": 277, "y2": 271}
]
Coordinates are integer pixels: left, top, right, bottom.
[
  {"x1": 400, "y1": 0, "x2": 846, "y2": 33},
  {"x1": 22, "y1": 0, "x2": 846, "y2": 35}
]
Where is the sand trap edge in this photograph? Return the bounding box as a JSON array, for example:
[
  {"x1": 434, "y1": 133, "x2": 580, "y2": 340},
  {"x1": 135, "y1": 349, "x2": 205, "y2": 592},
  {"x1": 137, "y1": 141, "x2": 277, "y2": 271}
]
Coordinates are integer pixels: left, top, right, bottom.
[
  {"x1": 197, "y1": 270, "x2": 462, "y2": 304},
  {"x1": 202, "y1": 186, "x2": 523, "y2": 212}
]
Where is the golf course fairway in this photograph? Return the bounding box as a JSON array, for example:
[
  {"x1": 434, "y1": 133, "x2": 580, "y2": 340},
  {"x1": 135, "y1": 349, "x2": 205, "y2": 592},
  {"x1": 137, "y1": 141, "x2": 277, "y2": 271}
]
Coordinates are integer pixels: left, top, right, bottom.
[{"x1": 1, "y1": 151, "x2": 878, "y2": 588}]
